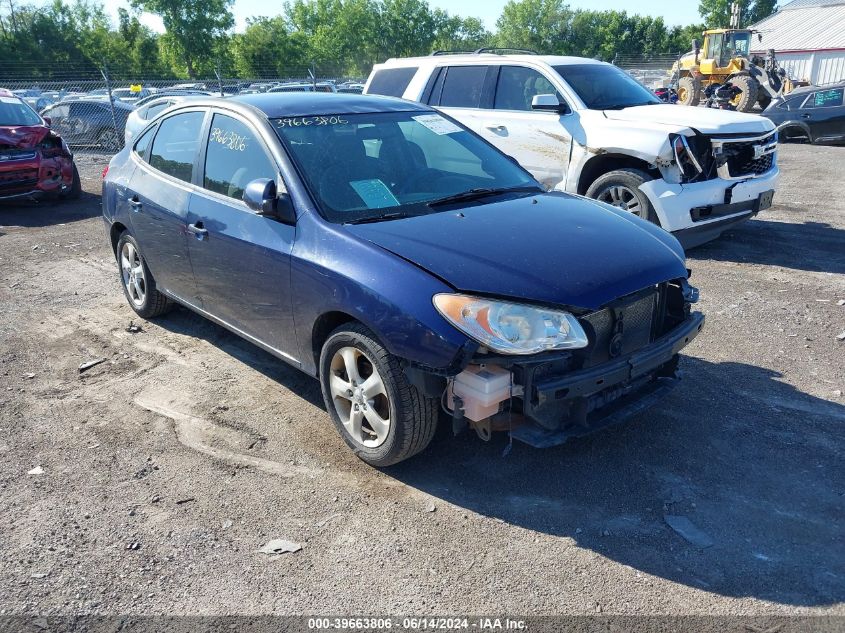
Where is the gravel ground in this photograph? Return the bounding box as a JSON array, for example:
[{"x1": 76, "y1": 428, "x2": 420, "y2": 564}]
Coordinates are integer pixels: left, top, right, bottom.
[{"x1": 0, "y1": 145, "x2": 843, "y2": 618}]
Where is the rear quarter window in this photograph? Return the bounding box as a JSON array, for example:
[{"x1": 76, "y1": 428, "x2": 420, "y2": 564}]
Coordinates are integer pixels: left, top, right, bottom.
[
  {"x1": 367, "y1": 67, "x2": 418, "y2": 97},
  {"x1": 149, "y1": 111, "x2": 205, "y2": 183}
]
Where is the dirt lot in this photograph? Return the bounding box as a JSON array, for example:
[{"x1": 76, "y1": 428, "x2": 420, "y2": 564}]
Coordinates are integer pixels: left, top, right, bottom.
[{"x1": 0, "y1": 145, "x2": 843, "y2": 619}]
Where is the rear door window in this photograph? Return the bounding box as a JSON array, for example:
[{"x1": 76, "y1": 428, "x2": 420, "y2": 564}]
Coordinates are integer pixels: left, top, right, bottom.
[
  {"x1": 149, "y1": 111, "x2": 205, "y2": 183},
  {"x1": 802, "y1": 88, "x2": 844, "y2": 109},
  {"x1": 367, "y1": 67, "x2": 418, "y2": 97},
  {"x1": 438, "y1": 66, "x2": 487, "y2": 108},
  {"x1": 202, "y1": 113, "x2": 277, "y2": 201}
]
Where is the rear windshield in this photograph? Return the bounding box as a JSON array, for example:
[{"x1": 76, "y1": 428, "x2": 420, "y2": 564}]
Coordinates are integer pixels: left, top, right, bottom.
[
  {"x1": 0, "y1": 96, "x2": 42, "y2": 126},
  {"x1": 367, "y1": 67, "x2": 418, "y2": 98}
]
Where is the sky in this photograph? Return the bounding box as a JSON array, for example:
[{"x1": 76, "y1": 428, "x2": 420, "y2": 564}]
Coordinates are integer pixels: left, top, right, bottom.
[{"x1": 111, "y1": 0, "x2": 703, "y2": 33}]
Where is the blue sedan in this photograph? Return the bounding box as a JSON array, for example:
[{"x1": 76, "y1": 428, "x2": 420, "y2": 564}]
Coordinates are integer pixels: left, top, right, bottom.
[{"x1": 102, "y1": 93, "x2": 704, "y2": 466}]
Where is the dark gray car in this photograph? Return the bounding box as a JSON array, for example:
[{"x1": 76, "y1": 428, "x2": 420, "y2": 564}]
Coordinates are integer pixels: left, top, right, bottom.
[{"x1": 763, "y1": 83, "x2": 845, "y2": 145}]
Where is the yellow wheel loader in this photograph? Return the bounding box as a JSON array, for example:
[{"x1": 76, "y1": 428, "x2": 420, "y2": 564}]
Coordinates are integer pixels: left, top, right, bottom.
[{"x1": 672, "y1": 29, "x2": 798, "y2": 112}]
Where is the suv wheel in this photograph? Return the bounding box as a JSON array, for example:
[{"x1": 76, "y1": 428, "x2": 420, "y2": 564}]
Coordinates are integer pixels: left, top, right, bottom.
[
  {"x1": 319, "y1": 323, "x2": 437, "y2": 467},
  {"x1": 586, "y1": 169, "x2": 660, "y2": 224},
  {"x1": 115, "y1": 232, "x2": 173, "y2": 319}
]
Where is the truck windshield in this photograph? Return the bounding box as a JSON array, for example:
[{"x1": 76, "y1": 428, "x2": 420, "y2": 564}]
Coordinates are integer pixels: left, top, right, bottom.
[
  {"x1": 553, "y1": 64, "x2": 660, "y2": 110},
  {"x1": 0, "y1": 97, "x2": 42, "y2": 126},
  {"x1": 273, "y1": 111, "x2": 540, "y2": 224},
  {"x1": 726, "y1": 32, "x2": 751, "y2": 57}
]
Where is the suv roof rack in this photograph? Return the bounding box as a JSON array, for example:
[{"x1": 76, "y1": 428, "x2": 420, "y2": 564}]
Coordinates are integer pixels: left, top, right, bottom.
[{"x1": 430, "y1": 47, "x2": 539, "y2": 56}]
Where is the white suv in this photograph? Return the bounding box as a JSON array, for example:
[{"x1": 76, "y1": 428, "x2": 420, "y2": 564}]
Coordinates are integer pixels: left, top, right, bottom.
[{"x1": 364, "y1": 51, "x2": 779, "y2": 248}]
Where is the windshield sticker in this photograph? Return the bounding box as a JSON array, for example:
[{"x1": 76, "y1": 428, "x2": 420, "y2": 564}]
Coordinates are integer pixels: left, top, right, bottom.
[
  {"x1": 349, "y1": 179, "x2": 400, "y2": 209},
  {"x1": 412, "y1": 114, "x2": 462, "y2": 135},
  {"x1": 210, "y1": 127, "x2": 248, "y2": 152},
  {"x1": 276, "y1": 116, "x2": 349, "y2": 128}
]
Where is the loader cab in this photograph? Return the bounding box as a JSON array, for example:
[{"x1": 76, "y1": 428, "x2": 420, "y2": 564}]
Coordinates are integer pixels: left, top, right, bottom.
[{"x1": 701, "y1": 30, "x2": 752, "y2": 72}]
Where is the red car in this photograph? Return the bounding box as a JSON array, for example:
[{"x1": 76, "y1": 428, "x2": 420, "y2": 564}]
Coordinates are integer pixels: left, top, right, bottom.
[{"x1": 0, "y1": 88, "x2": 80, "y2": 201}]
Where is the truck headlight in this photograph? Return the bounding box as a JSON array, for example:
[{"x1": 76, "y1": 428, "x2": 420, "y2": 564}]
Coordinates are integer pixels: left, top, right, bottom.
[
  {"x1": 433, "y1": 294, "x2": 588, "y2": 355},
  {"x1": 671, "y1": 133, "x2": 704, "y2": 178}
]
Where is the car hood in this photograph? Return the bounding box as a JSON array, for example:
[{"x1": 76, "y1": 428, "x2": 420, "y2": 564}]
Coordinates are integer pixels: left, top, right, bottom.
[
  {"x1": 344, "y1": 192, "x2": 687, "y2": 311},
  {"x1": 0, "y1": 124, "x2": 49, "y2": 149},
  {"x1": 603, "y1": 104, "x2": 774, "y2": 135}
]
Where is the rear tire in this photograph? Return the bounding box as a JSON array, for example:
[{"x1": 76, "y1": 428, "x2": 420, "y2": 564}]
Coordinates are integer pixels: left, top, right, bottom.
[
  {"x1": 319, "y1": 323, "x2": 438, "y2": 467},
  {"x1": 677, "y1": 76, "x2": 701, "y2": 106},
  {"x1": 115, "y1": 232, "x2": 173, "y2": 319},
  {"x1": 586, "y1": 168, "x2": 660, "y2": 225},
  {"x1": 98, "y1": 128, "x2": 121, "y2": 152},
  {"x1": 729, "y1": 75, "x2": 759, "y2": 112}
]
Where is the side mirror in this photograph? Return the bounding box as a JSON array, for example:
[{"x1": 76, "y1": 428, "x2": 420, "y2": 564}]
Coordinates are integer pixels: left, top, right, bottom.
[
  {"x1": 531, "y1": 94, "x2": 569, "y2": 114},
  {"x1": 243, "y1": 178, "x2": 296, "y2": 224},
  {"x1": 42, "y1": 116, "x2": 52, "y2": 127}
]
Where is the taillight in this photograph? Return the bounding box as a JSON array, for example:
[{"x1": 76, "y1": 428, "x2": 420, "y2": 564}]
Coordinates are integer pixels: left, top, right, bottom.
[{"x1": 102, "y1": 165, "x2": 109, "y2": 179}]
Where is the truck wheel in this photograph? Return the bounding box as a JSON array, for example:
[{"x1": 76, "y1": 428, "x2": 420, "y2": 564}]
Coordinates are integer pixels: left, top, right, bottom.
[
  {"x1": 319, "y1": 323, "x2": 438, "y2": 467},
  {"x1": 115, "y1": 232, "x2": 173, "y2": 319},
  {"x1": 729, "y1": 75, "x2": 759, "y2": 112},
  {"x1": 677, "y1": 76, "x2": 701, "y2": 106},
  {"x1": 586, "y1": 169, "x2": 660, "y2": 225},
  {"x1": 59, "y1": 164, "x2": 81, "y2": 200}
]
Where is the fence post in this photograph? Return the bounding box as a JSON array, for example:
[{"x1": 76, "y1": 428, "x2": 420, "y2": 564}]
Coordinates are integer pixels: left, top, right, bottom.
[
  {"x1": 100, "y1": 63, "x2": 122, "y2": 151},
  {"x1": 214, "y1": 62, "x2": 224, "y2": 97}
]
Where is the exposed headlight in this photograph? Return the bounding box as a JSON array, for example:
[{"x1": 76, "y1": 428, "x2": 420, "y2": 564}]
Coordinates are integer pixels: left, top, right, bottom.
[
  {"x1": 671, "y1": 133, "x2": 703, "y2": 178},
  {"x1": 433, "y1": 294, "x2": 589, "y2": 355}
]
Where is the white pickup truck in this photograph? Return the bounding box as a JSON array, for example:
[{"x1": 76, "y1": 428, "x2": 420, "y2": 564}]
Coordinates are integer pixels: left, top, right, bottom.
[{"x1": 364, "y1": 51, "x2": 779, "y2": 248}]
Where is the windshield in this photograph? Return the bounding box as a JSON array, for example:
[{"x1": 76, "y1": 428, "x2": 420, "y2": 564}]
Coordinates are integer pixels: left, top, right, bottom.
[
  {"x1": 553, "y1": 63, "x2": 660, "y2": 110},
  {"x1": 0, "y1": 96, "x2": 42, "y2": 126},
  {"x1": 273, "y1": 111, "x2": 540, "y2": 223},
  {"x1": 725, "y1": 32, "x2": 751, "y2": 57}
]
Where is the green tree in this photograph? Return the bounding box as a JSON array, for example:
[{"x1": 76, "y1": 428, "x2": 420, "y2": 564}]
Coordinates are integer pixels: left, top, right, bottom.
[
  {"x1": 495, "y1": 0, "x2": 572, "y2": 53},
  {"x1": 698, "y1": 0, "x2": 777, "y2": 28},
  {"x1": 232, "y1": 16, "x2": 309, "y2": 78},
  {"x1": 130, "y1": 0, "x2": 234, "y2": 77},
  {"x1": 431, "y1": 10, "x2": 491, "y2": 53}
]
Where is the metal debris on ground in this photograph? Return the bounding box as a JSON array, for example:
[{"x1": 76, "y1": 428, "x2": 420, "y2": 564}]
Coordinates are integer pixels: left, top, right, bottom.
[
  {"x1": 837, "y1": 299, "x2": 845, "y2": 306},
  {"x1": 175, "y1": 497, "x2": 196, "y2": 505},
  {"x1": 78, "y1": 358, "x2": 106, "y2": 373},
  {"x1": 258, "y1": 539, "x2": 302, "y2": 555},
  {"x1": 664, "y1": 515, "x2": 715, "y2": 549},
  {"x1": 837, "y1": 331, "x2": 845, "y2": 342},
  {"x1": 126, "y1": 321, "x2": 142, "y2": 333},
  {"x1": 28, "y1": 466, "x2": 44, "y2": 475},
  {"x1": 126, "y1": 542, "x2": 141, "y2": 550},
  {"x1": 22, "y1": 373, "x2": 35, "y2": 379}
]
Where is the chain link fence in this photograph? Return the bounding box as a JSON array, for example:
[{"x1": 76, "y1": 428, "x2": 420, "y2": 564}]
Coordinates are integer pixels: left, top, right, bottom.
[
  {"x1": 613, "y1": 53, "x2": 682, "y2": 90},
  {"x1": 2, "y1": 62, "x2": 365, "y2": 154}
]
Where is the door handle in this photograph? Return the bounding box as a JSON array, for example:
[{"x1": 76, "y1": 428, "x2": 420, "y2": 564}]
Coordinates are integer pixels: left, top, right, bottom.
[
  {"x1": 800, "y1": 113, "x2": 811, "y2": 119},
  {"x1": 128, "y1": 196, "x2": 142, "y2": 212},
  {"x1": 485, "y1": 124, "x2": 507, "y2": 132},
  {"x1": 187, "y1": 221, "x2": 209, "y2": 241}
]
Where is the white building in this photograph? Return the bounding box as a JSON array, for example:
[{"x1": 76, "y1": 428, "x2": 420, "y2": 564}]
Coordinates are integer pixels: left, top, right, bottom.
[{"x1": 751, "y1": 0, "x2": 845, "y2": 85}]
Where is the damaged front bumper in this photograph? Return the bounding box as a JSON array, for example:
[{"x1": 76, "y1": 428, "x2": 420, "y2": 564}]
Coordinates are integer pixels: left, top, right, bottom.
[
  {"x1": 639, "y1": 167, "x2": 779, "y2": 247},
  {"x1": 508, "y1": 311, "x2": 703, "y2": 447},
  {"x1": 0, "y1": 152, "x2": 75, "y2": 202}
]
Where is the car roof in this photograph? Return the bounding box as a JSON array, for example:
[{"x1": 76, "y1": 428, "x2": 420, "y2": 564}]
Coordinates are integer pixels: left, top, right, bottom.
[
  {"x1": 788, "y1": 81, "x2": 845, "y2": 96},
  {"x1": 50, "y1": 98, "x2": 135, "y2": 110},
  {"x1": 378, "y1": 54, "x2": 606, "y2": 67},
  {"x1": 230, "y1": 92, "x2": 432, "y2": 117}
]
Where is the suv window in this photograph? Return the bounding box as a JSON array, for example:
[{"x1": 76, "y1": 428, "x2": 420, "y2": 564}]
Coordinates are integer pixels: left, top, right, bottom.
[
  {"x1": 439, "y1": 66, "x2": 487, "y2": 108},
  {"x1": 803, "y1": 88, "x2": 844, "y2": 109},
  {"x1": 134, "y1": 125, "x2": 155, "y2": 157},
  {"x1": 494, "y1": 66, "x2": 560, "y2": 111},
  {"x1": 203, "y1": 113, "x2": 276, "y2": 200},
  {"x1": 145, "y1": 101, "x2": 173, "y2": 119},
  {"x1": 149, "y1": 111, "x2": 205, "y2": 182},
  {"x1": 367, "y1": 67, "x2": 418, "y2": 97}
]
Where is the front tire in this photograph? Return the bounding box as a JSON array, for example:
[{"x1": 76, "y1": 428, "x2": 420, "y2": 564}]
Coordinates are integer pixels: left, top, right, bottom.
[
  {"x1": 319, "y1": 323, "x2": 438, "y2": 467},
  {"x1": 586, "y1": 168, "x2": 660, "y2": 225},
  {"x1": 729, "y1": 75, "x2": 759, "y2": 112},
  {"x1": 115, "y1": 232, "x2": 173, "y2": 319},
  {"x1": 59, "y1": 164, "x2": 81, "y2": 200}
]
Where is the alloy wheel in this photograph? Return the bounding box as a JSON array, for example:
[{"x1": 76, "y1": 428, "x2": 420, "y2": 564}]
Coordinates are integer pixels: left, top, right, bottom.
[
  {"x1": 329, "y1": 346, "x2": 391, "y2": 448},
  {"x1": 120, "y1": 242, "x2": 146, "y2": 307},
  {"x1": 597, "y1": 185, "x2": 644, "y2": 218}
]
